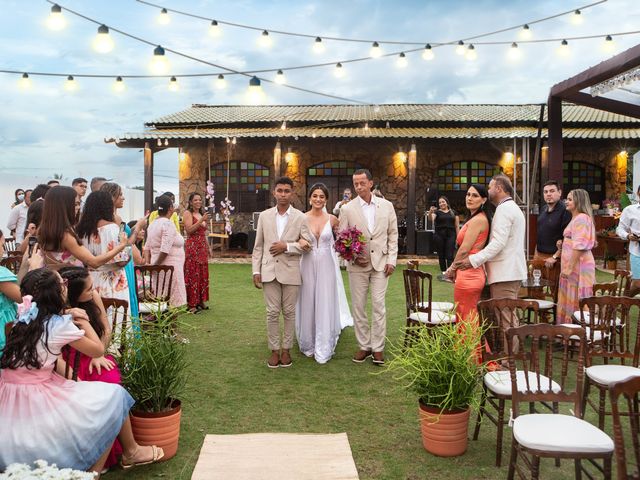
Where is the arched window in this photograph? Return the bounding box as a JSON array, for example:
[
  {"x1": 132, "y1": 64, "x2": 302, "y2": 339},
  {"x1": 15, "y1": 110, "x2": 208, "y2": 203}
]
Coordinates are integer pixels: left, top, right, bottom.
[
  {"x1": 210, "y1": 161, "x2": 270, "y2": 213},
  {"x1": 306, "y1": 161, "x2": 363, "y2": 206},
  {"x1": 562, "y1": 161, "x2": 604, "y2": 204}
]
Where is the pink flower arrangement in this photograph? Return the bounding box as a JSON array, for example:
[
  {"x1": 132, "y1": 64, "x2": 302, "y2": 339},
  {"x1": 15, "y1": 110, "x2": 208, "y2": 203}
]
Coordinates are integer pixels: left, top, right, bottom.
[{"x1": 334, "y1": 226, "x2": 367, "y2": 263}]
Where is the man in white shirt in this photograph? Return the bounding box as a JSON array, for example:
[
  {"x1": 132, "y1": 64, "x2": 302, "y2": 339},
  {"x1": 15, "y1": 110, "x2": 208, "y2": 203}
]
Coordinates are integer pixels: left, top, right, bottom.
[
  {"x1": 616, "y1": 187, "x2": 640, "y2": 295},
  {"x1": 6, "y1": 189, "x2": 31, "y2": 244},
  {"x1": 332, "y1": 188, "x2": 352, "y2": 216}
]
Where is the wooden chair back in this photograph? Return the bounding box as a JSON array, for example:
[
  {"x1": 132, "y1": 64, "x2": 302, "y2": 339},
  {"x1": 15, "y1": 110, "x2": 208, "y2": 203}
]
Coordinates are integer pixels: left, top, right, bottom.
[
  {"x1": 403, "y1": 268, "x2": 433, "y2": 321},
  {"x1": 406, "y1": 260, "x2": 420, "y2": 270},
  {"x1": 526, "y1": 258, "x2": 561, "y2": 302},
  {"x1": 614, "y1": 269, "x2": 633, "y2": 297},
  {"x1": 507, "y1": 324, "x2": 587, "y2": 419},
  {"x1": 0, "y1": 255, "x2": 22, "y2": 275},
  {"x1": 579, "y1": 296, "x2": 640, "y2": 367},
  {"x1": 101, "y1": 297, "x2": 130, "y2": 356},
  {"x1": 61, "y1": 345, "x2": 81, "y2": 381},
  {"x1": 609, "y1": 376, "x2": 640, "y2": 480},
  {"x1": 3, "y1": 237, "x2": 17, "y2": 253},
  {"x1": 593, "y1": 281, "x2": 618, "y2": 296},
  {"x1": 477, "y1": 298, "x2": 539, "y2": 363},
  {"x1": 135, "y1": 265, "x2": 174, "y2": 304}
]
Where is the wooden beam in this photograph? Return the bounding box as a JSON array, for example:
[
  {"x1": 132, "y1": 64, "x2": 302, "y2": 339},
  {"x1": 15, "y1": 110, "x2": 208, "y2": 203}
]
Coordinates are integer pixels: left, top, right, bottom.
[
  {"x1": 143, "y1": 142, "x2": 154, "y2": 213},
  {"x1": 550, "y1": 43, "x2": 640, "y2": 97},
  {"x1": 547, "y1": 96, "x2": 563, "y2": 186},
  {"x1": 406, "y1": 144, "x2": 417, "y2": 254},
  {"x1": 562, "y1": 91, "x2": 640, "y2": 119}
]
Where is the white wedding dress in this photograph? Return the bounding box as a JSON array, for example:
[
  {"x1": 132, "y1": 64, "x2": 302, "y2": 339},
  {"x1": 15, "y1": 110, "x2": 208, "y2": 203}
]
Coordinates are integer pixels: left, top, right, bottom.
[{"x1": 296, "y1": 220, "x2": 353, "y2": 364}]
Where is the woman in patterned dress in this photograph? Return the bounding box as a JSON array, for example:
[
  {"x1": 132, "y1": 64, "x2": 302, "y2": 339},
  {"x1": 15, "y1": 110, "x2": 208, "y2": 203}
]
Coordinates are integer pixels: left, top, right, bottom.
[
  {"x1": 555, "y1": 189, "x2": 596, "y2": 324},
  {"x1": 182, "y1": 193, "x2": 210, "y2": 314}
]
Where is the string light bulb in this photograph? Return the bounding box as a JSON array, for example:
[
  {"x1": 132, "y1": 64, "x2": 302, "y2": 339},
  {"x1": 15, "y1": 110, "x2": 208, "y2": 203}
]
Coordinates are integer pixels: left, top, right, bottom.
[
  {"x1": 465, "y1": 44, "x2": 477, "y2": 61},
  {"x1": 396, "y1": 52, "x2": 408, "y2": 68},
  {"x1": 168, "y1": 76, "x2": 179, "y2": 91},
  {"x1": 209, "y1": 20, "x2": 221, "y2": 37},
  {"x1": 113, "y1": 76, "x2": 125, "y2": 92},
  {"x1": 603, "y1": 35, "x2": 616, "y2": 53},
  {"x1": 334, "y1": 62, "x2": 345, "y2": 78},
  {"x1": 508, "y1": 42, "x2": 521, "y2": 61},
  {"x1": 246, "y1": 76, "x2": 266, "y2": 104},
  {"x1": 275, "y1": 69, "x2": 286, "y2": 84},
  {"x1": 313, "y1": 37, "x2": 325, "y2": 54},
  {"x1": 370, "y1": 42, "x2": 382, "y2": 58},
  {"x1": 47, "y1": 4, "x2": 66, "y2": 31},
  {"x1": 363, "y1": 122, "x2": 370, "y2": 131},
  {"x1": 150, "y1": 45, "x2": 170, "y2": 74},
  {"x1": 258, "y1": 30, "x2": 272, "y2": 48},
  {"x1": 571, "y1": 9, "x2": 583, "y2": 25},
  {"x1": 216, "y1": 74, "x2": 226, "y2": 89},
  {"x1": 64, "y1": 75, "x2": 77, "y2": 91},
  {"x1": 422, "y1": 44, "x2": 434, "y2": 61},
  {"x1": 455, "y1": 40, "x2": 465, "y2": 55},
  {"x1": 157, "y1": 8, "x2": 170, "y2": 25},
  {"x1": 93, "y1": 25, "x2": 114, "y2": 54},
  {"x1": 18, "y1": 73, "x2": 31, "y2": 90},
  {"x1": 557, "y1": 39, "x2": 570, "y2": 56},
  {"x1": 519, "y1": 24, "x2": 532, "y2": 40},
  {"x1": 281, "y1": 121, "x2": 287, "y2": 130}
]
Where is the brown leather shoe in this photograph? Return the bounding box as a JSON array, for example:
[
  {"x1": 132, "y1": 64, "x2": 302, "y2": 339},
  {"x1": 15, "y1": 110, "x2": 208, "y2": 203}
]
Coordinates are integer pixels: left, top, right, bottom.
[
  {"x1": 372, "y1": 351, "x2": 385, "y2": 365},
  {"x1": 280, "y1": 349, "x2": 292, "y2": 368},
  {"x1": 267, "y1": 350, "x2": 280, "y2": 369},
  {"x1": 352, "y1": 349, "x2": 372, "y2": 363}
]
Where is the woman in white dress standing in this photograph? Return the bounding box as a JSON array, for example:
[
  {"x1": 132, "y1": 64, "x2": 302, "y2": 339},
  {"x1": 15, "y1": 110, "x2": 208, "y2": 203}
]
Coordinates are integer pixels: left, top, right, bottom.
[{"x1": 296, "y1": 183, "x2": 353, "y2": 364}]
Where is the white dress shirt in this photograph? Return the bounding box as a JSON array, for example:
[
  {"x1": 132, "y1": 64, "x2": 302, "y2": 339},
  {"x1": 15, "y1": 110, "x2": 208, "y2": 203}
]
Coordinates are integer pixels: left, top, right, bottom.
[
  {"x1": 276, "y1": 205, "x2": 292, "y2": 238},
  {"x1": 6, "y1": 202, "x2": 28, "y2": 243},
  {"x1": 359, "y1": 195, "x2": 376, "y2": 233},
  {"x1": 617, "y1": 203, "x2": 640, "y2": 256}
]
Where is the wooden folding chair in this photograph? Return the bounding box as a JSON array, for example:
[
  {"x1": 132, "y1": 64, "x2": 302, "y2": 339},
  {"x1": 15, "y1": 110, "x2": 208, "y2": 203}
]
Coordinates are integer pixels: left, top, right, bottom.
[
  {"x1": 101, "y1": 297, "x2": 130, "y2": 356},
  {"x1": 522, "y1": 258, "x2": 560, "y2": 323},
  {"x1": 0, "y1": 255, "x2": 21, "y2": 275},
  {"x1": 609, "y1": 376, "x2": 640, "y2": 480},
  {"x1": 614, "y1": 269, "x2": 632, "y2": 297},
  {"x1": 134, "y1": 265, "x2": 174, "y2": 319},
  {"x1": 3, "y1": 237, "x2": 17, "y2": 253}
]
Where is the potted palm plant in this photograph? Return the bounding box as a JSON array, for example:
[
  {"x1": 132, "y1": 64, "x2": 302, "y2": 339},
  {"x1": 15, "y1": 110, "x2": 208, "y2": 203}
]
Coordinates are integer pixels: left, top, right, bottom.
[
  {"x1": 387, "y1": 319, "x2": 485, "y2": 457},
  {"x1": 119, "y1": 306, "x2": 189, "y2": 461}
]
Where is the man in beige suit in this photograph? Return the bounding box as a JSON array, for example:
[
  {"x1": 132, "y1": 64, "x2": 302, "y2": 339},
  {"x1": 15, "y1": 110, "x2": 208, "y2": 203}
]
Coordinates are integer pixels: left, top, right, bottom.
[
  {"x1": 252, "y1": 177, "x2": 310, "y2": 369},
  {"x1": 339, "y1": 169, "x2": 398, "y2": 365}
]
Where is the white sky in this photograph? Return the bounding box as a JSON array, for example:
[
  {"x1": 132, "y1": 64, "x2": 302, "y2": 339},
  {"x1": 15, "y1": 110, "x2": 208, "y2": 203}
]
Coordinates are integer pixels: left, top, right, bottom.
[{"x1": 0, "y1": 0, "x2": 638, "y2": 196}]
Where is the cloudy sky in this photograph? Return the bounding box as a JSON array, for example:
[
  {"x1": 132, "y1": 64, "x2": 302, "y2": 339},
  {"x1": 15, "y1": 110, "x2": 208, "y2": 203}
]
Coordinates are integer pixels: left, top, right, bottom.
[{"x1": 0, "y1": 0, "x2": 638, "y2": 194}]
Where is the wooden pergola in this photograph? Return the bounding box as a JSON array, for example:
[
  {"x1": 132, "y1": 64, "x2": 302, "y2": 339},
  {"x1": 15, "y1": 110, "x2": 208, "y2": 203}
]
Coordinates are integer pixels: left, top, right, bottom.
[{"x1": 548, "y1": 43, "x2": 640, "y2": 184}]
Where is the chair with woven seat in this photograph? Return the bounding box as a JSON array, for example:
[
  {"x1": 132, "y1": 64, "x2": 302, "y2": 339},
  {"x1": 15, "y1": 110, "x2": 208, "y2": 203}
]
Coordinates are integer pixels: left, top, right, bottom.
[
  {"x1": 473, "y1": 298, "x2": 543, "y2": 467},
  {"x1": 609, "y1": 375, "x2": 640, "y2": 480},
  {"x1": 101, "y1": 297, "x2": 130, "y2": 356},
  {"x1": 522, "y1": 258, "x2": 560, "y2": 323},
  {"x1": 579, "y1": 296, "x2": 640, "y2": 432},
  {"x1": 0, "y1": 254, "x2": 21, "y2": 275},
  {"x1": 134, "y1": 265, "x2": 174, "y2": 319},
  {"x1": 614, "y1": 269, "x2": 632, "y2": 297},
  {"x1": 506, "y1": 324, "x2": 614, "y2": 480},
  {"x1": 402, "y1": 268, "x2": 455, "y2": 346}
]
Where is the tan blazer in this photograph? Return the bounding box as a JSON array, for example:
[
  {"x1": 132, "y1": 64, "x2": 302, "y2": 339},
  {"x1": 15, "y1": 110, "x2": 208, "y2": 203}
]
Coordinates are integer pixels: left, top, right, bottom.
[
  {"x1": 252, "y1": 206, "x2": 308, "y2": 285},
  {"x1": 338, "y1": 196, "x2": 398, "y2": 272}
]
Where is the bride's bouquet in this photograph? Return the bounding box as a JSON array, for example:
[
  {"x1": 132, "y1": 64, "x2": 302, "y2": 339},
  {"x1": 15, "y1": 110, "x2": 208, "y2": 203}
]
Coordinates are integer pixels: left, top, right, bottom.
[{"x1": 334, "y1": 226, "x2": 367, "y2": 263}]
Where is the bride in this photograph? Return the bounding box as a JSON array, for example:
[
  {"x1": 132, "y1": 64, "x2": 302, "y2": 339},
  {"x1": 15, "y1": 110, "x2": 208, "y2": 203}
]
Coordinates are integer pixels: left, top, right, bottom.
[{"x1": 296, "y1": 183, "x2": 353, "y2": 364}]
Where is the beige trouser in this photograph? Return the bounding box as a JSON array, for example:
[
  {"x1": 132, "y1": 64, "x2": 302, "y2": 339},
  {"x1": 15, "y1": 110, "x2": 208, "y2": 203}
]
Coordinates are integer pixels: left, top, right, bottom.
[
  {"x1": 263, "y1": 281, "x2": 299, "y2": 351},
  {"x1": 349, "y1": 269, "x2": 389, "y2": 352},
  {"x1": 490, "y1": 280, "x2": 523, "y2": 354}
]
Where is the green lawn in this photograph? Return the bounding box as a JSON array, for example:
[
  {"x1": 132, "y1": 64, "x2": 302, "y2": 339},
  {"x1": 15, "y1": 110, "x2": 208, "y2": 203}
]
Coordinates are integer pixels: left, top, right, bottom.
[{"x1": 105, "y1": 264, "x2": 619, "y2": 480}]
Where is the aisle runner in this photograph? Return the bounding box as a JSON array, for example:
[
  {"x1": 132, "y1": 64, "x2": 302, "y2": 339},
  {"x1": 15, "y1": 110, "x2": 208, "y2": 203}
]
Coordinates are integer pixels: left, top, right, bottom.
[{"x1": 191, "y1": 432, "x2": 360, "y2": 480}]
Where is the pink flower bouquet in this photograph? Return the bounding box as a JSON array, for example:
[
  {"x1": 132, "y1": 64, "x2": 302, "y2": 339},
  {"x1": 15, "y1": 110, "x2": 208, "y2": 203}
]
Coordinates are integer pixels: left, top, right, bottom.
[{"x1": 334, "y1": 226, "x2": 367, "y2": 263}]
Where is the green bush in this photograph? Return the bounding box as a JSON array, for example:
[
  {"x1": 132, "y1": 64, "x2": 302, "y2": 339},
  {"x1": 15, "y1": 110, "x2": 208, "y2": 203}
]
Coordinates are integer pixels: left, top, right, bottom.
[{"x1": 387, "y1": 320, "x2": 485, "y2": 413}]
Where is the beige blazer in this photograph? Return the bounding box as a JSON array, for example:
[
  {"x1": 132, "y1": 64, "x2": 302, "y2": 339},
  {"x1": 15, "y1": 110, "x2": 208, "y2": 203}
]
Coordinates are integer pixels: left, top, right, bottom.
[
  {"x1": 338, "y1": 196, "x2": 398, "y2": 272},
  {"x1": 252, "y1": 206, "x2": 308, "y2": 285}
]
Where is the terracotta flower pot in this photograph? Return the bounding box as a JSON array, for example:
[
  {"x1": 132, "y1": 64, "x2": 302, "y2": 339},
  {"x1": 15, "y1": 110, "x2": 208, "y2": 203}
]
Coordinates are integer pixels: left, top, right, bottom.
[
  {"x1": 418, "y1": 401, "x2": 470, "y2": 457},
  {"x1": 130, "y1": 400, "x2": 182, "y2": 461}
]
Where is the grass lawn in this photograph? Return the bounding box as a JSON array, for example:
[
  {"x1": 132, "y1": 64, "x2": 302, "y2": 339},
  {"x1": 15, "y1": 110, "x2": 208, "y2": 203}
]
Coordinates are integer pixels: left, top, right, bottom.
[{"x1": 106, "y1": 264, "x2": 619, "y2": 480}]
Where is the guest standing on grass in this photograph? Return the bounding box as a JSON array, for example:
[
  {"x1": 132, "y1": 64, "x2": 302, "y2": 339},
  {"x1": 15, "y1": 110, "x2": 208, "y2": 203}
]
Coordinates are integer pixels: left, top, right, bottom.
[
  {"x1": 556, "y1": 189, "x2": 596, "y2": 324},
  {"x1": 535, "y1": 180, "x2": 571, "y2": 266},
  {"x1": 252, "y1": 177, "x2": 310, "y2": 369},
  {"x1": 183, "y1": 192, "x2": 211, "y2": 314},
  {"x1": 616, "y1": 184, "x2": 640, "y2": 296},
  {"x1": 428, "y1": 195, "x2": 459, "y2": 280}
]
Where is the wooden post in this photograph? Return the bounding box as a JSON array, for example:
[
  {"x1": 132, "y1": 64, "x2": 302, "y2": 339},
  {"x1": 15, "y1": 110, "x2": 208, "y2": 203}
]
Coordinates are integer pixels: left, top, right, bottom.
[
  {"x1": 144, "y1": 141, "x2": 154, "y2": 213},
  {"x1": 273, "y1": 141, "x2": 281, "y2": 184},
  {"x1": 406, "y1": 144, "x2": 417, "y2": 254},
  {"x1": 547, "y1": 96, "x2": 563, "y2": 186}
]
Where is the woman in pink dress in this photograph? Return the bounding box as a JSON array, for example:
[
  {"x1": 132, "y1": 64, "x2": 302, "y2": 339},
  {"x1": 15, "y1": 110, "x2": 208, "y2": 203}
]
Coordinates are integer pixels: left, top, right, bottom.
[
  {"x1": 143, "y1": 196, "x2": 187, "y2": 307},
  {"x1": 556, "y1": 189, "x2": 596, "y2": 324},
  {"x1": 447, "y1": 184, "x2": 492, "y2": 324}
]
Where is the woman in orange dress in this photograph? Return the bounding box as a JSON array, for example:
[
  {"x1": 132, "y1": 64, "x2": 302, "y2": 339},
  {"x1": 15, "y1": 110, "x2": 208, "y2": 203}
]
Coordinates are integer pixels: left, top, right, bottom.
[{"x1": 446, "y1": 184, "x2": 492, "y2": 324}]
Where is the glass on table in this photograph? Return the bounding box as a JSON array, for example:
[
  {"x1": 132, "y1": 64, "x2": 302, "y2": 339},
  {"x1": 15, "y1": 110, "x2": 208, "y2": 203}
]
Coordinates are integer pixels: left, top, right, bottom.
[{"x1": 532, "y1": 269, "x2": 542, "y2": 286}]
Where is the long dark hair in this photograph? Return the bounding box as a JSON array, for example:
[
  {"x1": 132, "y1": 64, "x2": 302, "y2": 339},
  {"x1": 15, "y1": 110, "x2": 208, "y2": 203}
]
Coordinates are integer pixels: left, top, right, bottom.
[
  {"x1": 437, "y1": 195, "x2": 454, "y2": 216},
  {"x1": 1, "y1": 269, "x2": 65, "y2": 369},
  {"x1": 308, "y1": 182, "x2": 330, "y2": 205},
  {"x1": 38, "y1": 186, "x2": 81, "y2": 251},
  {"x1": 467, "y1": 184, "x2": 494, "y2": 226},
  {"x1": 76, "y1": 191, "x2": 115, "y2": 240},
  {"x1": 59, "y1": 267, "x2": 104, "y2": 339},
  {"x1": 187, "y1": 192, "x2": 205, "y2": 215}
]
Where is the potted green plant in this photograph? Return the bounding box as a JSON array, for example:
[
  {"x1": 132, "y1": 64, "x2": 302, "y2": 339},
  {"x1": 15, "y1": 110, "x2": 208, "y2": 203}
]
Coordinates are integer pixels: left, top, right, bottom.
[
  {"x1": 119, "y1": 305, "x2": 189, "y2": 461},
  {"x1": 387, "y1": 319, "x2": 485, "y2": 457}
]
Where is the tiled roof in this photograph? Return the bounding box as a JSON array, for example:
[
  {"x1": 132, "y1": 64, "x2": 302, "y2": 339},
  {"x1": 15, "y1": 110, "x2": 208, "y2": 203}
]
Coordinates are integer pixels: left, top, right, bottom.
[
  {"x1": 114, "y1": 126, "x2": 640, "y2": 142},
  {"x1": 146, "y1": 103, "x2": 640, "y2": 127}
]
